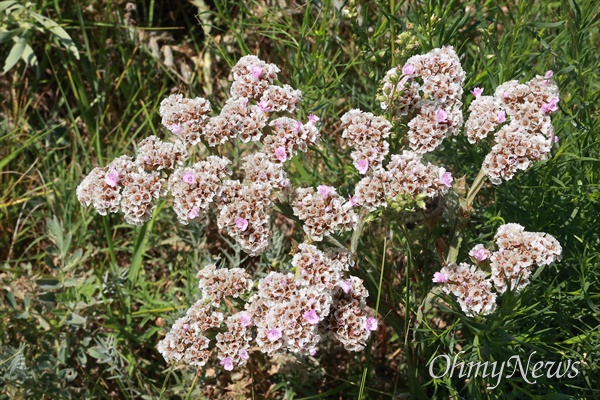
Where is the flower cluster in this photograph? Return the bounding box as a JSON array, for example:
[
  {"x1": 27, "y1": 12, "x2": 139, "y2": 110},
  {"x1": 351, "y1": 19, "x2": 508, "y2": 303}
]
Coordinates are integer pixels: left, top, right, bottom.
[
  {"x1": 291, "y1": 186, "x2": 358, "y2": 241},
  {"x1": 158, "y1": 245, "x2": 376, "y2": 371},
  {"x1": 471, "y1": 72, "x2": 560, "y2": 184},
  {"x1": 340, "y1": 110, "x2": 391, "y2": 174},
  {"x1": 78, "y1": 55, "x2": 322, "y2": 255},
  {"x1": 433, "y1": 223, "x2": 561, "y2": 315}
]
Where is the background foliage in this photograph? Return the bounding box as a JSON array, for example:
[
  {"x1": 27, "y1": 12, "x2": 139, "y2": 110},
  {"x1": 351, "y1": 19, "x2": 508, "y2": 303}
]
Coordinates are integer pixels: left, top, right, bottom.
[{"x1": 1, "y1": 0, "x2": 598, "y2": 398}]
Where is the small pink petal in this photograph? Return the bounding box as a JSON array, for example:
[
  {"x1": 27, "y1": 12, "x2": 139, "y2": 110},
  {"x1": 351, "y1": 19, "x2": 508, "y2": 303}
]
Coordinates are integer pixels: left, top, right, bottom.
[
  {"x1": 317, "y1": 185, "x2": 330, "y2": 198},
  {"x1": 267, "y1": 328, "x2": 282, "y2": 341},
  {"x1": 235, "y1": 217, "x2": 249, "y2": 231},
  {"x1": 432, "y1": 271, "x2": 448, "y2": 283},
  {"x1": 544, "y1": 70, "x2": 554, "y2": 79},
  {"x1": 275, "y1": 146, "x2": 288, "y2": 162},
  {"x1": 348, "y1": 195, "x2": 358, "y2": 207},
  {"x1": 251, "y1": 66, "x2": 263, "y2": 79},
  {"x1": 308, "y1": 114, "x2": 320, "y2": 125},
  {"x1": 257, "y1": 100, "x2": 270, "y2": 113},
  {"x1": 365, "y1": 317, "x2": 378, "y2": 331},
  {"x1": 340, "y1": 280, "x2": 353, "y2": 293},
  {"x1": 182, "y1": 172, "x2": 196, "y2": 184},
  {"x1": 470, "y1": 87, "x2": 484, "y2": 98},
  {"x1": 239, "y1": 349, "x2": 249, "y2": 360},
  {"x1": 436, "y1": 109, "x2": 448, "y2": 123},
  {"x1": 168, "y1": 124, "x2": 182, "y2": 134},
  {"x1": 220, "y1": 357, "x2": 234, "y2": 371},
  {"x1": 303, "y1": 310, "x2": 320, "y2": 325},
  {"x1": 104, "y1": 169, "x2": 119, "y2": 187},
  {"x1": 497, "y1": 110, "x2": 506, "y2": 123},
  {"x1": 239, "y1": 312, "x2": 252, "y2": 327},
  {"x1": 473, "y1": 248, "x2": 489, "y2": 261},
  {"x1": 440, "y1": 172, "x2": 453, "y2": 188},
  {"x1": 355, "y1": 159, "x2": 369, "y2": 174},
  {"x1": 402, "y1": 63, "x2": 415, "y2": 75},
  {"x1": 294, "y1": 121, "x2": 302, "y2": 132},
  {"x1": 188, "y1": 208, "x2": 199, "y2": 219}
]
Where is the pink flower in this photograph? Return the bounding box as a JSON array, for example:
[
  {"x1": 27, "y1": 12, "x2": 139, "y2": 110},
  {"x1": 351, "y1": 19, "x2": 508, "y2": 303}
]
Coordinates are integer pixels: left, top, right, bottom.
[
  {"x1": 340, "y1": 280, "x2": 353, "y2": 293},
  {"x1": 553, "y1": 135, "x2": 559, "y2": 143},
  {"x1": 275, "y1": 146, "x2": 288, "y2": 162},
  {"x1": 182, "y1": 172, "x2": 196, "y2": 184},
  {"x1": 239, "y1": 349, "x2": 249, "y2": 360},
  {"x1": 235, "y1": 217, "x2": 249, "y2": 231},
  {"x1": 436, "y1": 109, "x2": 448, "y2": 123},
  {"x1": 294, "y1": 121, "x2": 302, "y2": 132},
  {"x1": 470, "y1": 87, "x2": 484, "y2": 98},
  {"x1": 220, "y1": 357, "x2": 234, "y2": 371},
  {"x1": 432, "y1": 271, "x2": 448, "y2": 283},
  {"x1": 250, "y1": 66, "x2": 263, "y2": 79},
  {"x1": 240, "y1": 97, "x2": 249, "y2": 106},
  {"x1": 303, "y1": 310, "x2": 320, "y2": 325},
  {"x1": 317, "y1": 185, "x2": 330, "y2": 198},
  {"x1": 497, "y1": 110, "x2": 506, "y2": 123},
  {"x1": 440, "y1": 172, "x2": 453, "y2": 188},
  {"x1": 308, "y1": 114, "x2": 320, "y2": 125},
  {"x1": 188, "y1": 208, "x2": 199, "y2": 219},
  {"x1": 309, "y1": 348, "x2": 317, "y2": 356},
  {"x1": 267, "y1": 328, "x2": 282, "y2": 341},
  {"x1": 239, "y1": 312, "x2": 252, "y2": 327},
  {"x1": 355, "y1": 159, "x2": 369, "y2": 174},
  {"x1": 257, "y1": 100, "x2": 270, "y2": 113},
  {"x1": 541, "y1": 97, "x2": 559, "y2": 114},
  {"x1": 168, "y1": 124, "x2": 182, "y2": 134},
  {"x1": 104, "y1": 169, "x2": 119, "y2": 187},
  {"x1": 348, "y1": 195, "x2": 358, "y2": 207},
  {"x1": 402, "y1": 63, "x2": 416, "y2": 75},
  {"x1": 365, "y1": 317, "x2": 378, "y2": 331},
  {"x1": 182, "y1": 323, "x2": 189, "y2": 331},
  {"x1": 473, "y1": 248, "x2": 489, "y2": 261},
  {"x1": 544, "y1": 70, "x2": 554, "y2": 79}
]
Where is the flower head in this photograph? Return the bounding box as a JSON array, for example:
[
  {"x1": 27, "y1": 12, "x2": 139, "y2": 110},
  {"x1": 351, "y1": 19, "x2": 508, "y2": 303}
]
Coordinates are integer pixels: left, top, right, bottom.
[
  {"x1": 340, "y1": 280, "x2": 353, "y2": 293},
  {"x1": 188, "y1": 208, "x2": 199, "y2": 220},
  {"x1": 168, "y1": 124, "x2": 182, "y2": 135},
  {"x1": 497, "y1": 110, "x2": 506, "y2": 123},
  {"x1": 541, "y1": 98, "x2": 559, "y2": 114},
  {"x1": 473, "y1": 247, "x2": 489, "y2": 261},
  {"x1": 257, "y1": 100, "x2": 270, "y2": 113},
  {"x1": 317, "y1": 185, "x2": 330, "y2": 198},
  {"x1": 239, "y1": 312, "x2": 252, "y2": 327},
  {"x1": 239, "y1": 349, "x2": 249, "y2": 360},
  {"x1": 432, "y1": 271, "x2": 448, "y2": 283},
  {"x1": 348, "y1": 195, "x2": 358, "y2": 207},
  {"x1": 250, "y1": 66, "x2": 263, "y2": 80},
  {"x1": 235, "y1": 217, "x2": 249, "y2": 231}
]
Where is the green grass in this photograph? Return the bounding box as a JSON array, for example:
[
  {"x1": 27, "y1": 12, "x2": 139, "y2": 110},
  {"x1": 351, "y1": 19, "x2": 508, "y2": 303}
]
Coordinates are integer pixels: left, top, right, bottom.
[{"x1": 1, "y1": 0, "x2": 598, "y2": 398}]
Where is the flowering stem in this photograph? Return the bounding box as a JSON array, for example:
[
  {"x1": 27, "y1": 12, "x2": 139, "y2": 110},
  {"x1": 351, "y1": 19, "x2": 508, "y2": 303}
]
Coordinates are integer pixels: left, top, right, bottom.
[
  {"x1": 446, "y1": 168, "x2": 487, "y2": 264},
  {"x1": 390, "y1": 0, "x2": 396, "y2": 66}
]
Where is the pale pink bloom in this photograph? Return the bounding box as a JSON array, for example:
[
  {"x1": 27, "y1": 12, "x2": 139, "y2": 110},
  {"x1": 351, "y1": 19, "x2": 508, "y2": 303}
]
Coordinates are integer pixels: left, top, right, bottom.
[
  {"x1": 182, "y1": 323, "x2": 189, "y2": 331},
  {"x1": 402, "y1": 63, "x2": 415, "y2": 75},
  {"x1": 239, "y1": 312, "x2": 252, "y2": 327},
  {"x1": 240, "y1": 97, "x2": 249, "y2": 106},
  {"x1": 545, "y1": 70, "x2": 554, "y2": 79},
  {"x1": 250, "y1": 66, "x2": 263, "y2": 79},
  {"x1": 440, "y1": 172, "x2": 453, "y2": 188},
  {"x1": 308, "y1": 114, "x2": 320, "y2": 125},
  {"x1": 436, "y1": 109, "x2": 448, "y2": 123},
  {"x1": 317, "y1": 185, "x2": 330, "y2": 198},
  {"x1": 143, "y1": 155, "x2": 150, "y2": 162},
  {"x1": 182, "y1": 172, "x2": 196, "y2": 184},
  {"x1": 464, "y1": 296, "x2": 473, "y2": 305},
  {"x1": 473, "y1": 247, "x2": 489, "y2": 261},
  {"x1": 239, "y1": 349, "x2": 249, "y2": 360},
  {"x1": 280, "y1": 179, "x2": 290, "y2": 187},
  {"x1": 294, "y1": 121, "x2": 302, "y2": 132},
  {"x1": 267, "y1": 328, "x2": 282, "y2": 341},
  {"x1": 257, "y1": 100, "x2": 270, "y2": 113},
  {"x1": 553, "y1": 135, "x2": 559, "y2": 143},
  {"x1": 348, "y1": 195, "x2": 358, "y2": 207},
  {"x1": 275, "y1": 146, "x2": 288, "y2": 162},
  {"x1": 168, "y1": 124, "x2": 182, "y2": 134},
  {"x1": 497, "y1": 110, "x2": 506, "y2": 123},
  {"x1": 470, "y1": 87, "x2": 484, "y2": 98},
  {"x1": 340, "y1": 280, "x2": 353, "y2": 293},
  {"x1": 432, "y1": 271, "x2": 448, "y2": 283},
  {"x1": 220, "y1": 357, "x2": 234, "y2": 371},
  {"x1": 104, "y1": 169, "x2": 119, "y2": 187},
  {"x1": 355, "y1": 159, "x2": 369, "y2": 174},
  {"x1": 309, "y1": 348, "x2": 317, "y2": 356},
  {"x1": 365, "y1": 317, "x2": 378, "y2": 331},
  {"x1": 235, "y1": 217, "x2": 249, "y2": 231},
  {"x1": 541, "y1": 98, "x2": 559, "y2": 114},
  {"x1": 188, "y1": 208, "x2": 199, "y2": 219},
  {"x1": 303, "y1": 310, "x2": 320, "y2": 325}
]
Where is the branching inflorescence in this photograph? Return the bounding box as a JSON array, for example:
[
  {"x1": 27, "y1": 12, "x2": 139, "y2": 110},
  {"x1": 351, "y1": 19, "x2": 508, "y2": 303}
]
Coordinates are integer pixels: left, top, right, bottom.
[{"x1": 77, "y1": 48, "x2": 562, "y2": 372}]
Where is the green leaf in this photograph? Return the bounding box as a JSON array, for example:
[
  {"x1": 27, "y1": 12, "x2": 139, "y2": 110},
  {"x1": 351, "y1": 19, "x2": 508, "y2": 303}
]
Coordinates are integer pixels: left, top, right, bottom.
[
  {"x1": 0, "y1": 1, "x2": 18, "y2": 13},
  {"x1": 3, "y1": 36, "x2": 26, "y2": 74},
  {"x1": 21, "y1": 43, "x2": 37, "y2": 66},
  {"x1": 0, "y1": 30, "x2": 16, "y2": 44}
]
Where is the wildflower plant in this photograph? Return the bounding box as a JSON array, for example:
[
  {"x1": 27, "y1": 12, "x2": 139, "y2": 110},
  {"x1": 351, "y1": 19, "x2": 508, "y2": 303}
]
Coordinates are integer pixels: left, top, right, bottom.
[{"x1": 77, "y1": 46, "x2": 563, "y2": 374}]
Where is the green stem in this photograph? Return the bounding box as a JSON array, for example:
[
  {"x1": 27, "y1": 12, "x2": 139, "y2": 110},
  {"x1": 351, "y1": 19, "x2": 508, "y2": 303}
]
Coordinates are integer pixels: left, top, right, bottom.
[
  {"x1": 351, "y1": 208, "x2": 369, "y2": 254},
  {"x1": 390, "y1": 0, "x2": 396, "y2": 66}
]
